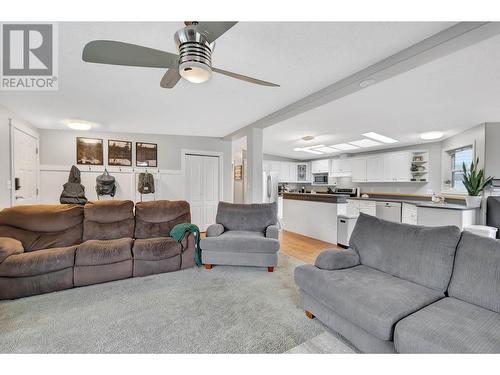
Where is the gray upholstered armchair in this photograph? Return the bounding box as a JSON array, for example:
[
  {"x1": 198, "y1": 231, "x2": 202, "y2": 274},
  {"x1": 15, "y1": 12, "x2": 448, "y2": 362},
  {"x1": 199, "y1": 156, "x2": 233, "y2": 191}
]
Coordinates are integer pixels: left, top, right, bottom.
[{"x1": 200, "y1": 202, "x2": 280, "y2": 272}]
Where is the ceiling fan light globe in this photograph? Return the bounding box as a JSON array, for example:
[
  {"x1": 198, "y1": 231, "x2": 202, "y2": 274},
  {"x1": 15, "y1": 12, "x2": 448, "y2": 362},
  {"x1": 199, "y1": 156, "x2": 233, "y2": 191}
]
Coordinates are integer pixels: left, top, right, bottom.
[{"x1": 179, "y1": 61, "x2": 212, "y2": 83}]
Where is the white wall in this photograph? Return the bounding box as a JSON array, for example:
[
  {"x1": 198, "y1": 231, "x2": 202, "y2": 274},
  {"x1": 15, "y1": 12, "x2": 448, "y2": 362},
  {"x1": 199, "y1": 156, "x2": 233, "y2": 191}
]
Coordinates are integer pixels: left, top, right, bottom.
[
  {"x1": 38, "y1": 128, "x2": 233, "y2": 204},
  {"x1": 0, "y1": 105, "x2": 38, "y2": 209}
]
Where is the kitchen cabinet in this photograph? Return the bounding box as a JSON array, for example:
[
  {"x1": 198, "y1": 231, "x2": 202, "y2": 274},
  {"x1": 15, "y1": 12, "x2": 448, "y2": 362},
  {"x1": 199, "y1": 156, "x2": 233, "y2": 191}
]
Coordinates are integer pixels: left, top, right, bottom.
[
  {"x1": 366, "y1": 155, "x2": 384, "y2": 182},
  {"x1": 289, "y1": 163, "x2": 297, "y2": 182},
  {"x1": 311, "y1": 159, "x2": 330, "y2": 174},
  {"x1": 296, "y1": 162, "x2": 309, "y2": 182},
  {"x1": 417, "y1": 207, "x2": 476, "y2": 229},
  {"x1": 351, "y1": 158, "x2": 367, "y2": 182},
  {"x1": 269, "y1": 161, "x2": 280, "y2": 174},
  {"x1": 346, "y1": 199, "x2": 376, "y2": 217},
  {"x1": 402, "y1": 203, "x2": 418, "y2": 225},
  {"x1": 279, "y1": 162, "x2": 291, "y2": 182},
  {"x1": 383, "y1": 152, "x2": 411, "y2": 182},
  {"x1": 330, "y1": 158, "x2": 351, "y2": 176}
]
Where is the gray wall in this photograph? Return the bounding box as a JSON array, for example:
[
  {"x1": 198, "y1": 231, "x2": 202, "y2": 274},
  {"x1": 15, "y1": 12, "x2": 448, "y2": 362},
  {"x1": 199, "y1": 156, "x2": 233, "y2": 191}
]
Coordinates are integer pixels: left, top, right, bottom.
[{"x1": 39, "y1": 129, "x2": 233, "y2": 202}]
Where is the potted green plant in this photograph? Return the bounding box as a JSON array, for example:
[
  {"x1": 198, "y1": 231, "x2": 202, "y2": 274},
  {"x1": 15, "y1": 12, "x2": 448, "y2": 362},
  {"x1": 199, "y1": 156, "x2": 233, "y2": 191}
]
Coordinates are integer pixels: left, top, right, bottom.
[{"x1": 462, "y1": 157, "x2": 493, "y2": 207}]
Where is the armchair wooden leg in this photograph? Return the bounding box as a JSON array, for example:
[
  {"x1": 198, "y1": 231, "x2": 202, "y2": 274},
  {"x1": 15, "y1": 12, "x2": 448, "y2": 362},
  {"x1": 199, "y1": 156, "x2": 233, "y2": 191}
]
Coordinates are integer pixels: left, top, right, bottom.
[
  {"x1": 267, "y1": 266, "x2": 274, "y2": 272},
  {"x1": 305, "y1": 310, "x2": 315, "y2": 319},
  {"x1": 204, "y1": 264, "x2": 213, "y2": 270}
]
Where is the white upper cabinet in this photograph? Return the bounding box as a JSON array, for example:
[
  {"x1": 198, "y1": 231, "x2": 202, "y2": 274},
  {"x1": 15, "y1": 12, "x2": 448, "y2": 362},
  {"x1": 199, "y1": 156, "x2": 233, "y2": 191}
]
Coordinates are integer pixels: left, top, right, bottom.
[
  {"x1": 296, "y1": 162, "x2": 309, "y2": 182},
  {"x1": 351, "y1": 158, "x2": 367, "y2": 182},
  {"x1": 269, "y1": 161, "x2": 280, "y2": 174},
  {"x1": 289, "y1": 162, "x2": 297, "y2": 182},
  {"x1": 366, "y1": 155, "x2": 384, "y2": 182},
  {"x1": 330, "y1": 158, "x2": 351, "y2": 176},
  {"x1": 279, "y1": 162, "x2": 291, "y2": 182},
  {"x1": 311, "y1": 159, "x2": 330, "y2": 174},
  {"x1": 383, "y1": 151, "x2": 411, "y2": 182}
]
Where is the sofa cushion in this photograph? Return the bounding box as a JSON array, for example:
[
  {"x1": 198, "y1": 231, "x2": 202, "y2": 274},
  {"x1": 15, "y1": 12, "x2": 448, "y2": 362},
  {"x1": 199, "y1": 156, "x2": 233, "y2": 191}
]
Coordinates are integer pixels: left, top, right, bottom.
[
  {"x1": 394, "y1": 297, "x2": 500, "y2": 353},
  {"x1": 0, "y1": 204, "x2": 83, "y2": 251},
  {"x1": 314, "y1": 249, "x2": 360, "y2": 270},
  {"x1": 215, "y1": 202, "x2": 277, "y2": 233},
  {"x1": 0, "y1": 246, "x2": 77, "y2": 277},
  {"x1": 134, "y1": 200, "x2": 191, "y2": 239},
  {"x1": 75, "y1": 238, "x2": 133, "y2": 266},
  {"x1": 201, "y1": 231, "x2": 280, "y2": 254},
  {"x1": 0, "y1": 237, "x2": 24, "y2": 263},
  {"x1": 448, "y1": 231, "x2": 500, "y2": 313},
  {"x1": 294, "y1": 264, "x2": 443, "y2": 341},
  {"x1": 132, "y1": 237, "x2": 182, "y2": 260},
  {"x1": 83, "y1": 200, "x2": 135, "y2": 241},
  {"x1": 349, "y1": 213, "x2": 461, "y2": 292}
]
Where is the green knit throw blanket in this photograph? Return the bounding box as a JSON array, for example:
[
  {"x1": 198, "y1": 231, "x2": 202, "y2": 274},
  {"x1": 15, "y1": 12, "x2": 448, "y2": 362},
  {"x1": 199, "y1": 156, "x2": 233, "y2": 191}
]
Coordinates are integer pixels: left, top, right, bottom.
[{"x1": 170, "y1": 223, "x2": 202, "y2": 267}]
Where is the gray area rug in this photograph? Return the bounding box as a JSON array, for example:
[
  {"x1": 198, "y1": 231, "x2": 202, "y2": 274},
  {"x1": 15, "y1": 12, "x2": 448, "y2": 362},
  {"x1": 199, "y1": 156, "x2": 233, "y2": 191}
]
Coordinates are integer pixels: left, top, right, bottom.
[{"x1": 0, "y1": 254, "x2": 329, "y2": 353}]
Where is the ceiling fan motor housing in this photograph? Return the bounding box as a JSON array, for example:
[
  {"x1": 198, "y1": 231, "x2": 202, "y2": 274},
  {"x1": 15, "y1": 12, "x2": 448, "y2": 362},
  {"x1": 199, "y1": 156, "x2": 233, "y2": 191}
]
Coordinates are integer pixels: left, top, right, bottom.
[{"x1": 174, "y1": 26, "x2": 215, "y2": 83}]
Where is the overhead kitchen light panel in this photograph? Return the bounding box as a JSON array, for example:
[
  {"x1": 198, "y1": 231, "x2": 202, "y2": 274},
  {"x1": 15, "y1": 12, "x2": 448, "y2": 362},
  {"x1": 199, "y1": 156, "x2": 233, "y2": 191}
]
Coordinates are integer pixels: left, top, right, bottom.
[
  {"x1": 294, "y1": 146, "x2": 323, "y2": 155},
  {"x1": 330, "y1": 143, "x2": 360, "y2": 151},
  {"x1": 301, "y1": 149, "x2": 323, "y2": 155},
  {"x1": 349, "y1": 139, "x2": 382, "y2": 148},
  {"x1": 362, "y1": 132, "x2": 398, "y2": 144},
  {"x1": 313, "y1": 146, "x2": 339, "y2": 154}
]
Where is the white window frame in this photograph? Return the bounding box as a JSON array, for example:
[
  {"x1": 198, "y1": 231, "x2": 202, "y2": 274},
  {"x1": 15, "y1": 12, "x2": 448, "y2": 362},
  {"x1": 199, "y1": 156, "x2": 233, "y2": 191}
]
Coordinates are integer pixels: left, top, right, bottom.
[{"x1": 445, "y1": 144, "x2": 474, "y2": 194}]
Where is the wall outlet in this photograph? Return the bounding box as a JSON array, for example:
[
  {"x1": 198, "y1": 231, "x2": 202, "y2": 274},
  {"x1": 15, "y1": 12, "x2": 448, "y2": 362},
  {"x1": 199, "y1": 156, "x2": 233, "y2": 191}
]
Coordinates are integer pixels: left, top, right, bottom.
[{"x1": 426, "y1": 189, "x2": 434, "y2": 195}]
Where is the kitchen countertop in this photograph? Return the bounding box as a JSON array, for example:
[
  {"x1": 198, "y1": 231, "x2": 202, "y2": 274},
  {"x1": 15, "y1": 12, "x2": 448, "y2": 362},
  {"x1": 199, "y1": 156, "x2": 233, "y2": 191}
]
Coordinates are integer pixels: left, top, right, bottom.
[
  {"x1": 283, "y1": 192, "x2": 349, "y2": 204},
  {"x1": 347, "y1": 196, "x2": 476, "y2": 210}
]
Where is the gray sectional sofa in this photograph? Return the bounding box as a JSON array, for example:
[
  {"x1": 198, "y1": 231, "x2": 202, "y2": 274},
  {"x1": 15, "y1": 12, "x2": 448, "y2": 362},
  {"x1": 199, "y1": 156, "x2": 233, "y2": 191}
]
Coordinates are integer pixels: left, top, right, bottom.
[
  {"x1": 294, "y1": 213, "x2": 500, "y2": 353},
  {"x1": 200, "y1": 202, "x2": 280, "y2": 271}
]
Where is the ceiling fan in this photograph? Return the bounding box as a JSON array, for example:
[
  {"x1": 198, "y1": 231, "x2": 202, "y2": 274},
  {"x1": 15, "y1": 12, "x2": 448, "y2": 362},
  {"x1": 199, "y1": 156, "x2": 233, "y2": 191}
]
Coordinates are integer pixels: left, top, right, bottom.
[{"x1": 82, "y1": 21, "x2": 279, "y2": 89}]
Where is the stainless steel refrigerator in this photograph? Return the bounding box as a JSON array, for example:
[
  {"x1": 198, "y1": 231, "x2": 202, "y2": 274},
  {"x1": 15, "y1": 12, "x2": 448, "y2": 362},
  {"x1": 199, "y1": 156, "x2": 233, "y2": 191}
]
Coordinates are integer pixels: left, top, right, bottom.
[{"x1": 262, "y1": 171, "x2": 279, "y2": 203}]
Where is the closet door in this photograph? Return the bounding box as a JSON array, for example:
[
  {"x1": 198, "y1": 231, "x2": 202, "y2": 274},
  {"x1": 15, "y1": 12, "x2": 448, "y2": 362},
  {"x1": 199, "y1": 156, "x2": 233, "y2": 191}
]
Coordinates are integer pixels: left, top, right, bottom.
[{"x1": 185, "y1": 154, "x2": 220, "y2": 231}]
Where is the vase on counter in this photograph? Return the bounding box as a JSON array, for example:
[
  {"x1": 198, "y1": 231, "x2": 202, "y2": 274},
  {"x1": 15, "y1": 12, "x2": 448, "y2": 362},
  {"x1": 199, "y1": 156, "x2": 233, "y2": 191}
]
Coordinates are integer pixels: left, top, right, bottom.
[{"x1": 465, "y1": 195, "x2": 482, "y2": 208}]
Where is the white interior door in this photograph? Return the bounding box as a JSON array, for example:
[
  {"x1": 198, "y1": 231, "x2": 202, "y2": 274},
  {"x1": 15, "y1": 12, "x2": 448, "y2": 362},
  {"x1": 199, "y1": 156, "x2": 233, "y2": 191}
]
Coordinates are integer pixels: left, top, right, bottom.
[
  {"x1": 12, "y1": 127, "x2": 39, "y2": 206},
  {"x1": 185, "y1": 154, "x2": 220, "y2": 231}
]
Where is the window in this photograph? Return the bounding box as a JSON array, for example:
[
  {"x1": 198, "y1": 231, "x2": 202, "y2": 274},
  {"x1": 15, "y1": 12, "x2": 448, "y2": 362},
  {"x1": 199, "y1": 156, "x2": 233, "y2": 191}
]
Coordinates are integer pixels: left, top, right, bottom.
[{"x1": 447, "y1": 145, "x2": 473, "y2": 191}]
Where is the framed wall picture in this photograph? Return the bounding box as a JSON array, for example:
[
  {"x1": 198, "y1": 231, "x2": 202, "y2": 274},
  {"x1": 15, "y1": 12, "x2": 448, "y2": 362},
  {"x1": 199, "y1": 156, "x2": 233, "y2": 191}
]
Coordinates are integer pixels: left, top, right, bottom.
[
  {"x1": 234, "y1": 165, "x2": 243, "y2": 180},
  {"x1": 136, "y1": 142, "x2": 157, "y2": 167},
  {"x1": 108, "y1": 140, "x2": 132, "y2": 166},
  {"x1": 76, "y1": 137, "x2": 103, "y2": 165}
]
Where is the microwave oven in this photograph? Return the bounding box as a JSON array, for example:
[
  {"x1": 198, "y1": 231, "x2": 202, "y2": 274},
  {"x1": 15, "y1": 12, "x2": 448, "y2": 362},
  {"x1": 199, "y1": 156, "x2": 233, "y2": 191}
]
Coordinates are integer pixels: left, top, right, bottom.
[{"x1": 313, "y1": 173, "x2": 329, "y2": 185}]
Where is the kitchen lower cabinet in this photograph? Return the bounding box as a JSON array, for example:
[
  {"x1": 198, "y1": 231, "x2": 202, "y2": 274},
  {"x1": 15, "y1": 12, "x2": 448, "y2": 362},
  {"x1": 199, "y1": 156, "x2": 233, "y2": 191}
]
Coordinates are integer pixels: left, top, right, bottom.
[
  {"x1": 346, "y1": 199, "x2": 376, "y2": 217},
  {"x1": 402, "y1": 203, "x2": 418, "y2": 225},
  {"x1": 417, "y1": 207, "x2": 476, "y2": 229}
]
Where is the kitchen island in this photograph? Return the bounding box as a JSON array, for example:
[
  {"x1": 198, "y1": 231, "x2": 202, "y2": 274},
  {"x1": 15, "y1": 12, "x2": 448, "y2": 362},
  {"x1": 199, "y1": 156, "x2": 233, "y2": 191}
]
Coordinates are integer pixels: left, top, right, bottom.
[{"x1": 282, "y1": 193, "x2": 348, "y2": 244}]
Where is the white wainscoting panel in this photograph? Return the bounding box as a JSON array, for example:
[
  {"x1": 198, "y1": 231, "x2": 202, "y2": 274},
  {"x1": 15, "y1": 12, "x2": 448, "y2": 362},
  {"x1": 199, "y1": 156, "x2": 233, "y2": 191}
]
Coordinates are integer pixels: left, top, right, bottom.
[{"x1": 40, "y1": 165, "x2": 184, "y2": 204}]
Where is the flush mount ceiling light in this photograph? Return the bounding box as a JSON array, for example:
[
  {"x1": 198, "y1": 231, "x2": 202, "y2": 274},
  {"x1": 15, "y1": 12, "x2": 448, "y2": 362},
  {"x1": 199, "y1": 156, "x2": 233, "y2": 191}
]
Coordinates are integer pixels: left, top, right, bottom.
[
  {"x1": 294, "y1": 144, "x2": 326, "y2": 155},
  {"x1": 420, "y1": 131, "x2": 444, "y2": 140},
  {"x1": 330, "y1": 143, "x2": 360, "y2": 151},
  {"x1": 359, "y1": 79, "x2": 376, "y2": 88},
  {"x1": 302, "y1": 135, "x2": 315, "y2": 141},
  {"x1": 349, "y1": 139, "x2": 382, "y2": 148},
  {"x1": 362, "y1": 132, "x2": 398, "y2": 144},
  {"x1": 67, "y1": 121, "x2": 93, "y2": 131}
]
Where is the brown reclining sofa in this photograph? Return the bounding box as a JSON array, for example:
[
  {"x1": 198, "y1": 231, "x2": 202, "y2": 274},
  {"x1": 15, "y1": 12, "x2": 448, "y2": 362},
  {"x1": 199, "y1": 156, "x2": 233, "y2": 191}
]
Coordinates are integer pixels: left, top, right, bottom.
[{"x1": 0, "y1": 200, "x2": 195, "y2": 299}]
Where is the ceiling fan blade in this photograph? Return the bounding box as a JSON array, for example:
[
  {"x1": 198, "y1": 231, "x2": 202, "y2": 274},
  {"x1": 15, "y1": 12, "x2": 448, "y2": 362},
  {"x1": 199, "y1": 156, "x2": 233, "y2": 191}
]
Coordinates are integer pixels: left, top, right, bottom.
[
  {"x1": 195, "y1": 22, "x2": 238, "y2": 43},
  {"x1": 212, "y1": 67, "x2": 280, "y2": 87},
  {"x1": 83, "y1": 40, "x2": 179, "y2": 69},
  {"x1": 160, "y1": 69, "x2": 181, "y2": 88}
]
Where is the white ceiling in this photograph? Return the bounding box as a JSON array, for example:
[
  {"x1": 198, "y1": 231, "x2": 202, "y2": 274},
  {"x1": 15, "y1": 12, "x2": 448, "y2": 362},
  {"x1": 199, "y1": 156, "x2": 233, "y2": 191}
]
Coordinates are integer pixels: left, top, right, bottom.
[
  {"x1": 263, "y1": 32, "x2": 500, "y2": 159},
  {"x1": 0, "y1": 22, "x2": 452, "y2": 136}
]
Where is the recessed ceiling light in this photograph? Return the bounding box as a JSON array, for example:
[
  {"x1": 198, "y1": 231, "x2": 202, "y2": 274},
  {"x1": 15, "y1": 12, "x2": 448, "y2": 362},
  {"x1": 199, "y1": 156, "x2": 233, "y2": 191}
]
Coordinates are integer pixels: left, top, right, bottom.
[
  {"x1": 331, "y1": 143, "x2": 360, "y2": 151},
  {"x1": 362, "y1": 132, "x2": 398, "y2": 144},
  {"x1": 67, "y1": 121, "x2": 93, "y2": 131},
  {"x1": 349, "y1": 139, "x2": 382, "y2": 148},
  {"x1": 420, "y1": 131, "x2": 444, "y2": 140},
  {"x1": 294, "y1": 146, "x2": 324, "y2": 154},
  {"x1": 314, "y1": 146, "x2": 339, "y2": 154},
  {"x1": 302, "y1": 135, "x2": 315, "y2": 141},
  {"x1": 359, "y1": 79, "x2": 376, "y2": 88}
]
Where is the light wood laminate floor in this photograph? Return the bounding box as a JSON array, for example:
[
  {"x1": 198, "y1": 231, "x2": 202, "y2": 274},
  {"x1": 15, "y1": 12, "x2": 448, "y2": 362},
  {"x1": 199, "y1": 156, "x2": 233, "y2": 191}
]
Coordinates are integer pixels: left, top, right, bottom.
[{"x1": 280, "y1": 230, "x2": 340, "y2": 264}]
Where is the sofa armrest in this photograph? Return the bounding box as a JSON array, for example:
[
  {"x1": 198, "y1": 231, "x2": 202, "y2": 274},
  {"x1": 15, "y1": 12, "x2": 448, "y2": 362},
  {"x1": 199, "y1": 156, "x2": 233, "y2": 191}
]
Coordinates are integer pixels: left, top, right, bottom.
[
  {"x1": 0, "y1": 237, "x2": 24, "y2": 263},
  {"x1": 265, "y1": 225, "x2": 279, "y2": 239},
  {"x1": 314, "y1": 248, "x2": 360, "y2": 270},
  {"x1": 206, "y1": 223, "x2": 225, "y2": 237}
]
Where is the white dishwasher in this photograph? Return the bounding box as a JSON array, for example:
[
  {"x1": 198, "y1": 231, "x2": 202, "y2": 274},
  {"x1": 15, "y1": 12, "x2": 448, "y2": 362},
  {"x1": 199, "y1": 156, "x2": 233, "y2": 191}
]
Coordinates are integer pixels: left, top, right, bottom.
[{"x1": 375, "y1": 201, "x2": 402, "y2": 223}]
